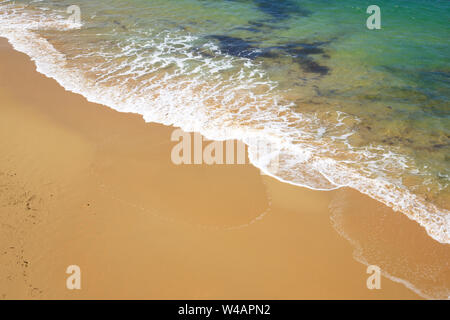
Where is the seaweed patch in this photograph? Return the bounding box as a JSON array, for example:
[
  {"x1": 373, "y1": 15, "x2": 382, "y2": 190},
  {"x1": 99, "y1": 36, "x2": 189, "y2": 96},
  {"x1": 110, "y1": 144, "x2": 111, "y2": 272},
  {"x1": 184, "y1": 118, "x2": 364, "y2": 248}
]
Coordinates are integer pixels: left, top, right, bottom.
[
  {"x1": 226, "y1": 0, "x2": 311, "y2": 21},
  {"x1": 206, "y1": 35, "x2": 330, "y2": 75},
  {"x1": 206, "y1": 35, "x2": 260, "y2": 59}
]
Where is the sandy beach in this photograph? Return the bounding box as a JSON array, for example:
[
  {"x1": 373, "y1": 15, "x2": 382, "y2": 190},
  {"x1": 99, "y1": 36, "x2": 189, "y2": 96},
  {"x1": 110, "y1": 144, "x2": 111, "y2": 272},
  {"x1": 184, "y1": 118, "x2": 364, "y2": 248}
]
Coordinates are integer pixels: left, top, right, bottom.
[{"x1": 0, "y1": 37, "x2": 448, "y2": 299}]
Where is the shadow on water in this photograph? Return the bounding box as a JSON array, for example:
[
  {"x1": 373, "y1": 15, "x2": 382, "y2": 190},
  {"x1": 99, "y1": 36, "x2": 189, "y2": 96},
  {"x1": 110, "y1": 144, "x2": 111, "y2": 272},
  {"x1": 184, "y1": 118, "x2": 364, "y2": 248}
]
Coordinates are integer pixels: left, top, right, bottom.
[
  {"x1": 206, "y1": 35, "x2": 261, "y2": 59},
  {"x1": 205, "y1": 35, "x2": 331, "y2": 75},
  {"x1": 226, "y1": 0, "x2": 311, "y2": 21}
]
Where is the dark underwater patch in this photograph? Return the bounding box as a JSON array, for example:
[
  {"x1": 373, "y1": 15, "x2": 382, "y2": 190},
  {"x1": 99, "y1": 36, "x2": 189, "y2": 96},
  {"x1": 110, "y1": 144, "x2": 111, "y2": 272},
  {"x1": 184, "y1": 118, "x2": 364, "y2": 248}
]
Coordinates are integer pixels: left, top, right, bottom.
[
  {"x1": 259, "y1": 41, "x2": 330, "y2": 75},
  {"x1": 206, "y1": 35, "x2": 260, "y2": 59},
  {"x1": 252, "y1": 0, "x2": 311, "y2": 20},
  {"x1": 282, "y1": 42, "x2": 330, "y2": 75},
  {"x1": 226, "y1": 0, "x2": 311, "y2": 21},
  {"x1": 206, "y1": 35, "x2": 330, "y2": 75},
  {"x1": 294, "y1": 57, "x2": 329, "y2": 75}
]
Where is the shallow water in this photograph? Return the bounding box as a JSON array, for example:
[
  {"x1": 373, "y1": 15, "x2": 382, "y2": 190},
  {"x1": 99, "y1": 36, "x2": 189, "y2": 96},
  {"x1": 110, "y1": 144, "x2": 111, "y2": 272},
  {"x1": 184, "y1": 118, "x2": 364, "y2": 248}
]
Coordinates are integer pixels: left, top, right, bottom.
[{"x1": 0, "y1": 0, "x2": 448, "y2": 244}]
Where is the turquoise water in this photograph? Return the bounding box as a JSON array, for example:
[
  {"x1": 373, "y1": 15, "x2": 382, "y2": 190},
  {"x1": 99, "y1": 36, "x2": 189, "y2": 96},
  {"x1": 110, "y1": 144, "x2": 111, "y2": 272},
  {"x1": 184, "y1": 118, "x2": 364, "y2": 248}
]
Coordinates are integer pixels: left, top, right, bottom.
[{"x1": 0, "y1": 0, "x2": 449, "y2": 244}]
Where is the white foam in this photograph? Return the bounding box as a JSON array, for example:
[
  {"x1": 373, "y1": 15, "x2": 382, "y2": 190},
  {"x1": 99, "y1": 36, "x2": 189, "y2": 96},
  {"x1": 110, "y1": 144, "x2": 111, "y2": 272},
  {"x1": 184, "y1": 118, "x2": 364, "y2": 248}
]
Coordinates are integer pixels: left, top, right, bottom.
[{"x1": 329, "y1": 194, "x2": 450, "y2": 300}]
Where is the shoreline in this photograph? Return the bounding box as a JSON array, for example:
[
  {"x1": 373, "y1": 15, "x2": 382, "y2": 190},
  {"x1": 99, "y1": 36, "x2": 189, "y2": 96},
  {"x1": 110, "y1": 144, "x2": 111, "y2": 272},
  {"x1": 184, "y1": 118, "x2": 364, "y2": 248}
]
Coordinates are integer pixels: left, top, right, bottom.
[
  {"x1": 0, "y1": 6, "x2": 448, "y2": 246},
  {"x1": 1, "y1": 37, "x2": 448, "y2": 299},
  {"x1": 0, "y1": 7, "x2": 447, "y2": 245}
]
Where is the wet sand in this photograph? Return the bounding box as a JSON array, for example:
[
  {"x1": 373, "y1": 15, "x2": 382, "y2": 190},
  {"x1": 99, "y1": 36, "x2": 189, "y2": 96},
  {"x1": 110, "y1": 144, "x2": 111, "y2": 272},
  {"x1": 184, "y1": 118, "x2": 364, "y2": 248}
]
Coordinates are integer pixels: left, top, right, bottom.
[{"x1": 0, "y1": 37, "x2": 447, "y2": 299}]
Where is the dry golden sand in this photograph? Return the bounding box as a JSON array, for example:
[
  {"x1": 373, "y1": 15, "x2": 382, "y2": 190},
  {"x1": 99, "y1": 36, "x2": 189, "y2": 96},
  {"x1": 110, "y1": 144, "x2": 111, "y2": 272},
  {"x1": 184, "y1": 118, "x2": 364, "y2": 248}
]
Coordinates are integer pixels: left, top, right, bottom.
[{"x1": 0, "y1": 37, "x2": 448, "y2": 299}]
